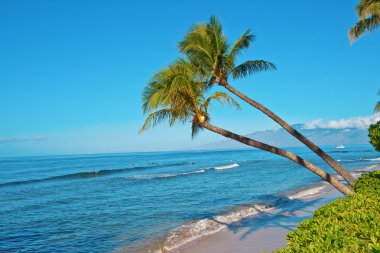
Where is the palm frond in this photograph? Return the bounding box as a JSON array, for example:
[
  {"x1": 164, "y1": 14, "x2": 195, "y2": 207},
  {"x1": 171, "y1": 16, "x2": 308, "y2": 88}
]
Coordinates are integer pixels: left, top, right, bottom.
[
  {"x1": 179, "y1": 24, "x2": 215, "y2": 71},
  {"x1": 231, "y1": 60, "x2": 277, "y2": 79},
  {"x1": 349, "y1": 14, "x2": 380, "y2": 43},
  {"x1": 357, "y1": 0, "x2": 380, "y2": 19},
  {"x1": 228, "y1": 29, "x2": 255, "y2": 60},
  {"x1": 207, "y1": 16, "x2": 224, "y2": 56},
  {"x1": 191, "y1": 120, "x2": 203, "y2": 138},
  {"x1": 374, "y1": 101, "x2": 380, "y2": 113},
  {"x1": 142, "y1": 70, "x2": 170, "y2": 113},
  {"x1": 140, "y1": 58, "x2": 211, "y2": 137},
  {"x1": 139, "y1": 109, "x2": 175, "y2": 133},
  {"x1": 206, "y1": 16, "x2": 229, "y2": 73},
  {"x1": 201, "y1": 91, "x2": 241, "y2": 113}
]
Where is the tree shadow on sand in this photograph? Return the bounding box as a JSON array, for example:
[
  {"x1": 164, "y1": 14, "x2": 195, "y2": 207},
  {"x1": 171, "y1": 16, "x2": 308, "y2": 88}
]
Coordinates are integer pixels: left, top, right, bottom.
[{"x1": 209, "y1": 196, "x2": 334, "y2": 241}]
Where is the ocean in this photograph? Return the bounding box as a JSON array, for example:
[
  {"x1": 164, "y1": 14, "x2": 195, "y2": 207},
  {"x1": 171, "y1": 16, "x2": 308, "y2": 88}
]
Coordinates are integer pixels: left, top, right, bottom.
[{"x1": 1, "y1": 145, "x2": 379, "y2": 252}]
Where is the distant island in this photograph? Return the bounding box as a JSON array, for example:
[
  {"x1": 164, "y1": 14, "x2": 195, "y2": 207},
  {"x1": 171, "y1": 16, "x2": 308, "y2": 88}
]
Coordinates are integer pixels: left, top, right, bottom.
[{"x1": 197, "y1": 124, "x2": 369, "y2": 149}]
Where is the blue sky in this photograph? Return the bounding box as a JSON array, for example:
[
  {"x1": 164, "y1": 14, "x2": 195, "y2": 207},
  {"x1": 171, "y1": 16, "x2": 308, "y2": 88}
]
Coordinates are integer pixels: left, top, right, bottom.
[{"x1": 0, "y1": 0, "x2": 379, "y2": 156}]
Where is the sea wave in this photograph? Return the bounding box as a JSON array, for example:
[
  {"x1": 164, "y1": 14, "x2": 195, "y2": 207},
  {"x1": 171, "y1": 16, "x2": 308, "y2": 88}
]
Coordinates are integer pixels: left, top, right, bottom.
[
  {"x1": 336, "y1": 159, "x2": 356, "y2": 162},
  {"x1": 161, "y1": 203, "x2": 271, "y2": 252},
  {"x1": 129, "y1": 163, "x2": 240, "y2": 181},
  {"x1": 361, "y1": 157, "x2": 380, "y2": 161},
  {"x1": 130, "y1": 169, "x2": 205, "y2": 180},
  {"x1": 337, "y1": 157, "x2": 380, "y2": 162},
  {"x1": 354, "y1": 164, "x2": 380, "y2": 172},
  {"x1": 212, "y1": 163, "x2": 239, "y2": 170},
  {"x1": 335, "y1": 167, "x2": 378, "y2": 181},
  {"x1": 286, "y1": 185, "x2": 327, "y2": 200},
  {"x1": 0, "y1": 163, "x2": 186, "y2": 188}
]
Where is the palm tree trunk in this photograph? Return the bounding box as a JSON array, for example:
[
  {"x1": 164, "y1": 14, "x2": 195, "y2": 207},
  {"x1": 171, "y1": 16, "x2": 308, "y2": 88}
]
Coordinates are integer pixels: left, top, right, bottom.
[
  {"x1": 222, "y1": 82, "x2": 356, "y2": 186},
  {"x1": 201, "y1": 121, "x2": 354, "y2": 196}
]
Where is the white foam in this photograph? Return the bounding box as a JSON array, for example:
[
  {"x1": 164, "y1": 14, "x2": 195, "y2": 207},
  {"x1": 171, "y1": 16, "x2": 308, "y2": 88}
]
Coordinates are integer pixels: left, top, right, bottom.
[
  {"x1": 355, "y1": 164, "x2": 380, "y2": 171},
  {"x1": 162, "y1": 204, "x2": 270, "y2": 251},
  {"x1": 130, "y1": 169, "x2": 205, "y2": 180},
  {"x1": 338, "y1": 157, "x2": 380, "y2": 162},
  {"x1": 337, "y1": 159, "x2": 356, "y2": 162},
  {"x1": 213, "y1": 163, "x2": 239, "y2": 170},
  {"x1": 287, "y1": 185, "x2": 327, "y2": 200},
  {"x1": 362, "y1": 157, "x2": 380, "y2": 161},
  {"x1": 156, "y1": 169, "x2": 205, "y2": 178},
  {"x1": 335, "y1": 165, "x2": 380, "y2": 181},
  {"x1": 182, "y1": 169, "x2": 205, "y2": 175},
  {"x1": 162, "y1": 219, "x2": 224, "y2": 251},
  {"x1": 214, "y1": 204, "x2": 270, "y2": 224}
]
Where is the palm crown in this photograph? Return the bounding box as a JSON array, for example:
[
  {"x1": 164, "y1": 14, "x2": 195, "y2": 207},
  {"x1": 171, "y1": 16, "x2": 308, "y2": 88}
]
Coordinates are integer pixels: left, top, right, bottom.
[
  {"x1": 349, "y1": 0, "x2": 380, "y2": 42},
  {"x1": 140, "y1": 60, "x2": 240, "y2": 137},
  {"x1": 178, "y1": 16, "x2": 276, "y2": 86}
]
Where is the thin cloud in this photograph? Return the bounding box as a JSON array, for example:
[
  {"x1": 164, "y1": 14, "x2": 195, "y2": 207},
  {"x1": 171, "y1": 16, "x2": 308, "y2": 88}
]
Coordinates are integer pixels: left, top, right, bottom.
[
  {"x1": 0, "y1": 136, "x2": 46, "y2": 144},
  {"x1": 303, "y1": 114, "x2": 380, "y2": 130}
]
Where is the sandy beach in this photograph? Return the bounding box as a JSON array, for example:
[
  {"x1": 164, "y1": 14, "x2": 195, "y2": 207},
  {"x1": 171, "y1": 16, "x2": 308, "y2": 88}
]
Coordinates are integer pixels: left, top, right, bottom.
[
  {"x1": 164, "y1": 165, "x2": 380, "y2": 253},
  {"x1": 168, "y1": 185, "x2": 341, "y2": 253}
]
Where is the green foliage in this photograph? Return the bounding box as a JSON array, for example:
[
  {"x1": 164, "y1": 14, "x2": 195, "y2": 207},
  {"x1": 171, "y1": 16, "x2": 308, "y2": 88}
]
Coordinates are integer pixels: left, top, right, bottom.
[
  {"x1": 368, "y1": 121, "x2": 380, "y2": 151},
  {"x1": 141, "y1": 16, "x2": 275, "y2": 137},
  {"x1": 140, "y1": 59, "x2": 240, "y2": 137},
  {"x1": 179, "y1": 16, "x2": 276, "y2": 83},
  {"x1": 349, "y1": 0, "x2": 380, "y2": 43},
  {"x1": 277, "y1": 171, "x2": 380, "y2": 253},
  {"x1": 354, "y1": 170, "x2": 380, "y2": 193}
]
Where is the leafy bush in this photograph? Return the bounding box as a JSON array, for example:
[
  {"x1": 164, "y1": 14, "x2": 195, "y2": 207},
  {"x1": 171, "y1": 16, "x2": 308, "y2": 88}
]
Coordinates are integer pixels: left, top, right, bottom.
[
  {"x1": 277, "y1": 171, "x2": 380, "y2": 253},
  {"x1": 354, "y1": 171, "x2": 380, "y2": 194},
  {"x1": 369, "y1": 121, "x2": 380, "y2": 151}
]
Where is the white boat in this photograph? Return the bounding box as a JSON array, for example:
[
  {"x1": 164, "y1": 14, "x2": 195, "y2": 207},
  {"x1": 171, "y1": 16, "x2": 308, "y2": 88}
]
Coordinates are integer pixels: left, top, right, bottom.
[{"x1": 336, "y1": 145, "x2": 345, "y2": 149}]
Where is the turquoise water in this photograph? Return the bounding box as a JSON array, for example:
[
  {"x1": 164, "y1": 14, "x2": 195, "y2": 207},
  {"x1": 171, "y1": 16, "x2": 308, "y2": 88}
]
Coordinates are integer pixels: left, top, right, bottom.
[{"x1": 0, "y1": 145, "x2": 378, "y2": 252}]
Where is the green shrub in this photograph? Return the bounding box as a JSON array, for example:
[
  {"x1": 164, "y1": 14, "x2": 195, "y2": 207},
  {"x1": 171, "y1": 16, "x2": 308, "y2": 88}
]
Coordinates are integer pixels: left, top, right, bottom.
[
  {"x1": 369, "y1": 121, "x2": 380, "y2": 151},
  {"x1": 277, "y1": 171, "x2": 380, "y2": 253},
  {"x1": 354, "y1": 171, "x2": 380, "y2": 194}
]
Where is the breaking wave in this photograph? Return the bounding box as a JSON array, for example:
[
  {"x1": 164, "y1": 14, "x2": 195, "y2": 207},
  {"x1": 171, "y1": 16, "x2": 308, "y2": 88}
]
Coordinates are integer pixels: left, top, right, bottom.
[
  {"x1": 128, "y1": 163, "x2": 241, "y2": 181},
  {"x1": 337, "y1": 157, "x2": 380, "y2": 162},
  {"x1": 0, "y1": 163, "x2": 187, "y2": 188},
  {"x1": 361, "y1": 157, "x2": 380, "y2": 161},
  {"x1": 354, "y1": 164, "x2": 380, "y2": 172},
  {"x1": 286, "y1": 185, "x2": 327, "y2": 200},
  {"x1": 161, "y1": 203, "x2": 272, "y2": 252},
  {"x1": 337, "y1": 159, "x2": 356, "y2": 162},
  {"x1": 130, "y1": 169, "x2": 205, "y2": 180},
  {"x1": 212, "y1": 163, "x2": 239, "y2": 170}
]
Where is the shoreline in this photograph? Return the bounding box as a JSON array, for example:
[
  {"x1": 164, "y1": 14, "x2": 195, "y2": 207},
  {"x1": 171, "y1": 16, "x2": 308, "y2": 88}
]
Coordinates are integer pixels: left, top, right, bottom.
[
  {"x1": 173, "y1": 185, "x2": 340, "y2": 253},
  {"x1": 163, "y1": 164, "x2": 380, "y2": 253}
]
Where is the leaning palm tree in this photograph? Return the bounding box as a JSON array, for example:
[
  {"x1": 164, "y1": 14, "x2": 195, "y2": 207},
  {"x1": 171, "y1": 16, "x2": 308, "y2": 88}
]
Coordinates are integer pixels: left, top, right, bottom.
[
  {"x1": 349, "y1": 0, "x2": 380, "y2": 43},
  {"x1": 374, "y1": 90, "x2": 380, "y2": 112},
  {"x1": 140, "y1": 60, "x2": 353, "y2": 196},
  {"x1": 178, "y1": 16, "x2": 356, "y2": 186},
  {"x1": 375, "y1": 102, "x2": 380, "y2": 112}
]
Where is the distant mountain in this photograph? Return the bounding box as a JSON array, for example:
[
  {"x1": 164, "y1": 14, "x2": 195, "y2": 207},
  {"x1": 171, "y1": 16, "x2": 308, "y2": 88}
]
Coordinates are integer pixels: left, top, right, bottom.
[{"x1": 197, "y1": 124, "x2": 370, "y2": 149}]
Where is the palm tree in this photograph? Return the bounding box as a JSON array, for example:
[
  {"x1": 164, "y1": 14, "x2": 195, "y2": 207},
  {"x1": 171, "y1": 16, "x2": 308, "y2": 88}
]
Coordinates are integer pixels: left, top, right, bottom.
[
  {"x1": 178, "y1": 16, "x2": 356, "y2": 186},
  {"x1": 374, "y1": 90, "x2": 380, "y2": 112},
  {"x1": 349, "y1": 0, "x2": 380, "y2": 43},
  {"x1": 140, "y1": 60, "x2": 353, "y2": 196}
]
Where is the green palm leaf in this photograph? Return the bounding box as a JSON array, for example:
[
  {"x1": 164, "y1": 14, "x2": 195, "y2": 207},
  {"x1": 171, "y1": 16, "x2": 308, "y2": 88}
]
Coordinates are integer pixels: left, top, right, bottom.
[
  {"x1": 179, "y1": 16, "x2": 276, "y2": 84},
  {"x1": 349, "y1": 0, "x2": 380, "y2": 42},
  {"x1": 139, "y1": 109, "x2": 176, "y2": 133},
  {"x1": 349, "y1": 14, "x2": 380, "y2": 42},
  {"x1": 357, "y1": 0, "x2": 380, "y2": 19},
  {"x1": 228, "y1": 29, "x2": 255, "y2": 60},
  {"x1": 201, "y1": 92, "x2": 241, "y2": 113},
  {"x1": 232, "y1": 60, "x2": 277, "y2": 79},
  {"x1": 375, "y1": 101, "x2": 380, "y2": 112}
]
